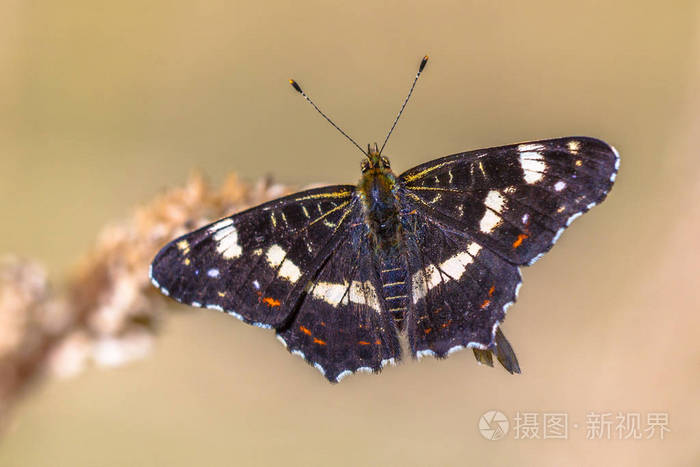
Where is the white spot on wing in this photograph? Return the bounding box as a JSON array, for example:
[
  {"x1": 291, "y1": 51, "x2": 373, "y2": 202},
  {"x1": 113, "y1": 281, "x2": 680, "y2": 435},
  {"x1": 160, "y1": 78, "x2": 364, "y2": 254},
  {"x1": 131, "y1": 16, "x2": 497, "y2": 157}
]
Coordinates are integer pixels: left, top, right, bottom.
[
  {"x1": 266, "y1": 244, "x2": 302, "y2": 283},
  {"x1": 150, "y1": 275, "x2": 160, "y2": 289},
  {"x1": 518, "y1": 143, "x2": 545, "y2": 152},
  {"x1": 528, "y1": 252, "x2": 546, "y2": 265},
  {"x1": 519, "y1": 152, "x2": 546, "y2": 184},
  {"x1": 441, "y1": 252, "x2": 475, "y2": 281},
  {"x1": 314, "y1": 363, "x2": 326, "y2": 376},
  {"x1": 567, "y1": 140, "x2": 581, "y2": 153},
  {"x1": 566, "y1": 211, "x2": 583, "y2": 226},
  {"x1": 266, "y1": 244, "x2": 286, "y2": 267},
  {"x1": 227, "y1": 310, "x2": 244, "y2": 321},
  {"x1": 212, "y1": 222, "x2": 242, "y2": 259},
  {"x1": 554, "y1": 181, "x2": 566, "y2": 191},
  {"x1": 348, "y1": 281, "x2": 381, "y2": 313},
  {"x1": 209, "y1": 219, "x2": 233, "y2": 230},
  {"x1": 207, "y1": 268, "x2": 220, "y2": 278},
  {"x1": 278, "y1": 259, "x2": 302, "y2": 284},
  {"x1": 412, "y1": 243, "x2": 482, "y2": 303},
  {"x1": 479, "y1": 190, "x2": 506, "y2": 233},
  {"x1": 552, "y1": 227, "x2": 565, "y2": 244},
  {"x1": 416, "y1": 349, "x2": 436, "y2": 360},
  {"x1": 610, "y1": 145, "x2": 621, "y2": 181},
  {"x1": 381, "y1": 358, "x2": 396, "y2": 367},
  {"x1": 467, "y1": 242, "x2": 482, "y2": 258},
  {"x1": 411, "y1": 264, "x2": 437, "y2": 303},
  {"x1": 484, "y1": 190, "x2": 505, "y2": 212},
  {"x1": 514, "y1": 281, "x2": 522, "y2": 298},
  {"x1": 311, "y1": 282, "x2": 346, "y2": 307},
  {"x1": 310, "y1": 280, "x2": 381, "y2": 313},
  {"x1": 336, "y1": 370, "x2": 352, "y2": 382}
]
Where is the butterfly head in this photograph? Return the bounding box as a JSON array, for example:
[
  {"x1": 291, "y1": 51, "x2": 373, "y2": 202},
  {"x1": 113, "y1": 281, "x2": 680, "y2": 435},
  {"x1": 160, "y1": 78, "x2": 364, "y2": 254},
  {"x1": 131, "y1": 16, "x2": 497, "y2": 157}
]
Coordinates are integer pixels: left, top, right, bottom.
[{"x1": 362, "y1": 143, "x2": 391, "y2": 174}]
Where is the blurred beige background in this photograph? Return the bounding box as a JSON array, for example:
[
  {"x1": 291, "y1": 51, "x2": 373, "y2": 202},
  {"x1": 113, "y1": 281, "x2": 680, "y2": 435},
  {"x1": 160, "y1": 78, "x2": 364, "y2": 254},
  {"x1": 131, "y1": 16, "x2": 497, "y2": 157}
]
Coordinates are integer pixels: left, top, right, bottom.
[{"x1": 1, "y1": 1, "x2": 699, "y2": 466}]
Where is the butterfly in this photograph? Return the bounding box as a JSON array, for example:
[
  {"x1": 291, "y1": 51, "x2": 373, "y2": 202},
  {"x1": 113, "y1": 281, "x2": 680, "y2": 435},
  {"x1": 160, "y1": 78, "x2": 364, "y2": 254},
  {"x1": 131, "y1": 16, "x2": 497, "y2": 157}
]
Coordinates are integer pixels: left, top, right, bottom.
[{"x1": 150, "y1": 56, "x2": 619, "y2": 382}]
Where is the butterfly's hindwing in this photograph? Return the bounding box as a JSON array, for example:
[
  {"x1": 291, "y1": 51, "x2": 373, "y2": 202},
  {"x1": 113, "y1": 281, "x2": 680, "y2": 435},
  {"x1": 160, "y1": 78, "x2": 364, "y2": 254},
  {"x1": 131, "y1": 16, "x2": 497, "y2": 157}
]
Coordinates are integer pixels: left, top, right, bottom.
[
  {"x1": 403, "y1": 216, "x2": 521, "y2": 358},
  {"x1": 150, "y1": 185, "x2": 357, "y2": 328},
  {"x1": 400, "y1": 137, "x2": 619, "y2": 265},
  {"x1": 277, "y1": 226, "x2": 401, "y2": 382}
]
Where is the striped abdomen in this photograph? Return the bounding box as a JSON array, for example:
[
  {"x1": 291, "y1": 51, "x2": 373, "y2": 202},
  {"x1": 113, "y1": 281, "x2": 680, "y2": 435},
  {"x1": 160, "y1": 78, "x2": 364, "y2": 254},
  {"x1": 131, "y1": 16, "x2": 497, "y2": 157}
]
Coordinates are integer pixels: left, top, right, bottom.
[{"x1": 379, "y1": 256, "x2": 409, "y2": 330}]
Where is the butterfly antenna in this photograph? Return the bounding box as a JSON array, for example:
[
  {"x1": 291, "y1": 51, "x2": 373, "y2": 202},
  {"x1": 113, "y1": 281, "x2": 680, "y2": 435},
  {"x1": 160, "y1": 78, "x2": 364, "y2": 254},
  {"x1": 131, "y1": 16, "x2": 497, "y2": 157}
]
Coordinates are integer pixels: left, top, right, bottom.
[
  {"x1": 289, "y1": 79, "x2": 368, "y2": 157},
  {"x1": 379, "y1": 55, "x2": 429, "y2": 156}
]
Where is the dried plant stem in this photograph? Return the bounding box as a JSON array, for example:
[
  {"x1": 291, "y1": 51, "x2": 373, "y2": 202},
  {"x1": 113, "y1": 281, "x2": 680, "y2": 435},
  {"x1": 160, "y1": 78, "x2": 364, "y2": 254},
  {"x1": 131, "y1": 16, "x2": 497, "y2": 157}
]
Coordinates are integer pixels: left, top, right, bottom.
[{"x1": 0, "y1": 173, "x2": 296, "y2": 425}]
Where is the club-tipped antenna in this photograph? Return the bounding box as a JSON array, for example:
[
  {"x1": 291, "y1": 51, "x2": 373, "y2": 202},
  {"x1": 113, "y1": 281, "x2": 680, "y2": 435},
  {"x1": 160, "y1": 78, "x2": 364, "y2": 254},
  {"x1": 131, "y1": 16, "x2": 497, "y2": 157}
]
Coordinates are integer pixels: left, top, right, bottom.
[
  {"x1": 289, "y1": 79, "x2": 367, "y2": 157},
  {"x1": 378, "y1": 55, "x2": 429, "y2": 156}
]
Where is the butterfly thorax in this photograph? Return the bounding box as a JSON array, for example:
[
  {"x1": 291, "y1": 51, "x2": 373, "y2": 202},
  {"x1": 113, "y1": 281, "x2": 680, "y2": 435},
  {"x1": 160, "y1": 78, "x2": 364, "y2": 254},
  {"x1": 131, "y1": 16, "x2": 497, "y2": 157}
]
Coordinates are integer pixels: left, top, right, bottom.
[{"x1": 359, "y1": 153, "x2": 403, "y2": 254}]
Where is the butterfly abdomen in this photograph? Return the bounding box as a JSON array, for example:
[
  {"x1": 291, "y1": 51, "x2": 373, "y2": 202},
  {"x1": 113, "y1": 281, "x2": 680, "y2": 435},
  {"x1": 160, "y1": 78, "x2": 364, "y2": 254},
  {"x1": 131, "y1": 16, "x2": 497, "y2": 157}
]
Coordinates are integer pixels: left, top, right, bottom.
[{"x1": 379, "y1": 256, "x2": 409, "y2": 330}]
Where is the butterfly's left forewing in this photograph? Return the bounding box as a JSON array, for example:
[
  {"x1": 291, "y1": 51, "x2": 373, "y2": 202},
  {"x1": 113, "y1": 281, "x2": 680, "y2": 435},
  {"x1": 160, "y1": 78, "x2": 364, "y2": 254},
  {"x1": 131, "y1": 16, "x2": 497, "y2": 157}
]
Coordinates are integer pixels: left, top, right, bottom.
[
  {"x1": 150, "y1": 185, "x2": 357, "y2": 328},
  {"x1": 399, "y1": 137, "x2": 619, "y2": 265}
]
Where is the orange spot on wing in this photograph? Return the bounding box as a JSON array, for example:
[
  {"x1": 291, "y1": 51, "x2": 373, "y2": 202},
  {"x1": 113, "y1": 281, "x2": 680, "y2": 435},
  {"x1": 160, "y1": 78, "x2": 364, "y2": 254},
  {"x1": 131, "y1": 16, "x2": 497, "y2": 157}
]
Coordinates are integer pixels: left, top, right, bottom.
[
  {"x1": 424, "y1": 328, "x2": 432, "y2": 334},
  {"x1": 313, "y1": 337, "x2": 326, "y2": 345},
  {"x1": 299, "y1": 325, "x2": 312, "y2": 335},
  {"x1": 441, "y1": 319, "x2": 452, "y2": 328},
  {"x1": 480, "y1": 299, "x2": 491, "y2": 309},
  {"x1": 262, "y1": 297, "x2": 281, "y2": 307},
  {"x1": 408, "y1": 209, "x2": 417, "y2": 215},
  {"x1": 375, "y1": 339, "x2": 381, "y2": 345},
  {"x1": 488, "y1": 285, "x2": 495, "y2": 297},
  {"x1": 358, "y1": 340, "x2": 371, "y2": 345},
  {"x1": 512, "y1": 233, "x2": 529, "y2": 249}
]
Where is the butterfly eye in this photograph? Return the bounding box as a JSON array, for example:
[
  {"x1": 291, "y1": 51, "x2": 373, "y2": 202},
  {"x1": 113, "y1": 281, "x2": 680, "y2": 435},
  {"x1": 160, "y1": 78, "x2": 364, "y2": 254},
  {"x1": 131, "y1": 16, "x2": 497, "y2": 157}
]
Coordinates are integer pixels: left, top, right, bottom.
[{"x1": 361, "y1": 160, "x2": 370, "y2": 172}]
